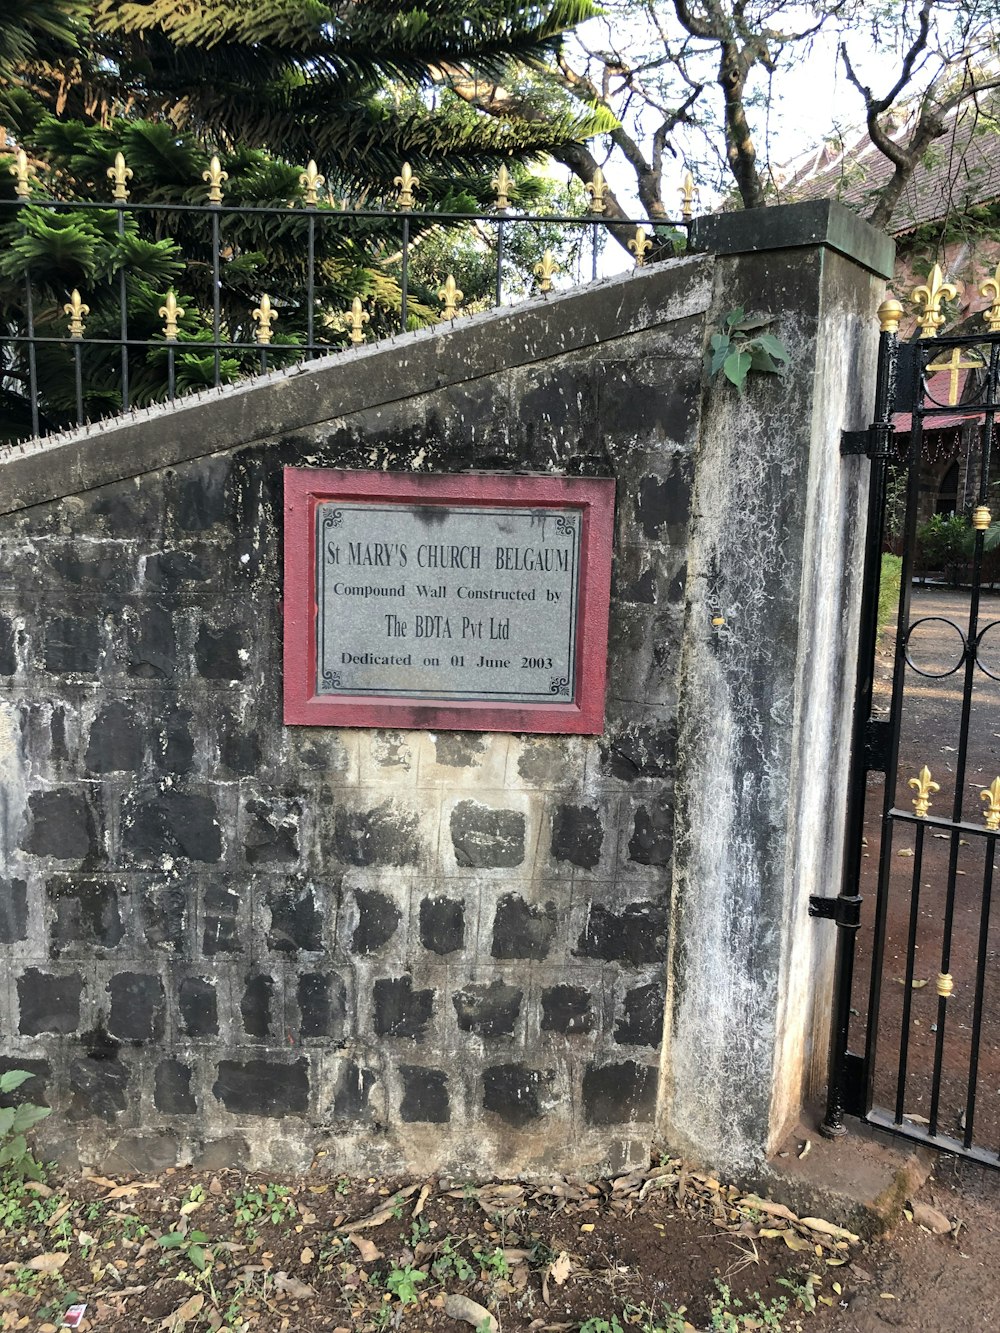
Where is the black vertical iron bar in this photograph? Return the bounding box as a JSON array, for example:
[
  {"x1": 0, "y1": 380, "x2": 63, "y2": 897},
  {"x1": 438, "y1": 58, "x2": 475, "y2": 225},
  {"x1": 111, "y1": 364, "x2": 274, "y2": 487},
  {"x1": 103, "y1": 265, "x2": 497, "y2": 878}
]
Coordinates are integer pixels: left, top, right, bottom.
[
  {"x1": 963, "y1": 838, "x2": 995, "y2": 1149},
  {"x1": 212, "y1": 210, "x2": 221, "y2": 385},
  {"x1": 116, "y1": 206, "x2": 130, "y2": 410},
  {"x1": 893, "y1": 820, "x2": 927, "y2": 1122},
  {"x1": 73, "y1": 343, "x2": 83, "y2": 424},
  {"x1": 167, "y1": 346, "x2": 176, "y2": 403},
  {"x1": 592, "y1": 221, "x2": 598, "y2": 281},
  {"x1": 306, "y1": 213, "x2": 316, "y2": 357},
  {"x1": 927, "y1": 340, "x2": 998, "y2": 1136},
  {"x1": 495, "y1": 220, "x2": 505, "y2": 308},
  {"x1": 822, "y1": 324, "x2": 900, "y2": 1137},
  {"x1": 862, "y1": 339, "x2": 925, "y2": 1113},
  {"x1": 260, "y1": 348, "x2": 268, "y2": 375},
  {"x1": 23, "y1": 275, "x2": 39, "y2": 439},
  {"x1": 400, "y1": 216, "x2": 409, "y2": 333}
]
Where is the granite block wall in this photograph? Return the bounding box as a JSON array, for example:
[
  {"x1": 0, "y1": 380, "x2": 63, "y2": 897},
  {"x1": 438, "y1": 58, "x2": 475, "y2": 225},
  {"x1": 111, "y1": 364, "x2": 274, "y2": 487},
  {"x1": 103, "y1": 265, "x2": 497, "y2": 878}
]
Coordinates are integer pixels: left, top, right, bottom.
[{"x1": 0, "y1": 255, "x2": 712, "y2": 1175}]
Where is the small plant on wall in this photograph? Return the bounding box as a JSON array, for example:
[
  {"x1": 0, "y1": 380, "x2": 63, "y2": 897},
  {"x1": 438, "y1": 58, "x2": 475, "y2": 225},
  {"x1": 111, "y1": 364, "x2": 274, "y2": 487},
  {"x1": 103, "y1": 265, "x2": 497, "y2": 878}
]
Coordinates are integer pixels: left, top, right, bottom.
[{"x1": 707, "y1": 307, "x2": 790, "y2": 390}]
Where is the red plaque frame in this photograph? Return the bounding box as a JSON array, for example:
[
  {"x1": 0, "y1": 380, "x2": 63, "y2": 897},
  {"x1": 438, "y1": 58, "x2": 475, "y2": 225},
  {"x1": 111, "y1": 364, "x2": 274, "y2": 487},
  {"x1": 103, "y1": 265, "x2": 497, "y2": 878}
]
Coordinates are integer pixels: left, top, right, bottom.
[{"x1": 283, "y1": 469, "x2": 614, "y2": 734}]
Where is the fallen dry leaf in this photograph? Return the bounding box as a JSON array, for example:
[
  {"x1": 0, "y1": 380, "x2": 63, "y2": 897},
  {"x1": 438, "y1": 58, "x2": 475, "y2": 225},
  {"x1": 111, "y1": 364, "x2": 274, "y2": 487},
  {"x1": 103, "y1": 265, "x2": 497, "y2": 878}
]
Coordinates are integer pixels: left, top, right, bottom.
[
  {"x1": 273, "y1": 1272, "x2": 316, "y2": 1300},
  {"x1": 911, "y1": 1202, "x2": 951, "y2": 1235},
  {"x1": 348, "y1": 1234, "x2": 382, "y2": 1263},
  {"x1": 443, "y1": 1293, "x2": 498, "y2": 1332},
  {"x1": 800, "y1": 1217, "x2": 860, "y2": 1243},
  {"x1": 159, "y1": 1293, "x2": 203, "y2": 1329},
  {"x1": 300, "y1": 1246, "x2": 314, "y2": 1265},
  {"x1": 549, "y1": 1251, "x2": 572, "y2": 1285},
  {"x1": 27, "y1": 1253, "x2": 69, "y2": 1272}
]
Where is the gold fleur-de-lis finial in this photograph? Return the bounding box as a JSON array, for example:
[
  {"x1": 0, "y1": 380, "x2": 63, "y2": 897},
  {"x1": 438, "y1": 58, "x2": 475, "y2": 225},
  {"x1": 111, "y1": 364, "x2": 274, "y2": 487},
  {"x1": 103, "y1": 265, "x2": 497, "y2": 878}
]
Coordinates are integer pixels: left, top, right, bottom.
[
  {"x1": 492, "y1": 163, "x2": 510, "y2": 210},
  {"x1": 438, "y1": 274, "x2": 463, "y2": 319},
  {"x1": 158, "y1": 290, "x2": 185, "y2": 340},
  {"x1": 344, "y1": 296, "x2": 370, "y2": 344},
  {"x1": 908, "y1": 765, "x2": 940, "y2": 818},
  {"x1": 64, "y1": 289, "x2": 90, "y2": 340},
  {"x1": 878, "y1": 297, "x2": 903, "y2": 334},
  {"x1": 9, "y1": 148, "x2": 31, "y2": 199},
  {"x1": 252, "y1": 294, "x2": 277, "y2": 345},
  {"x1": 394, "y1": 162, "x2": 419, "y2": 209},
  {"x1": 202, "y1": 154, "x2": 228, "y2": 205},
  {"x1": 533, "y1": 250, "x2": 559, "y2": 293},
  {"x1": 299, "y1": 159, "x2": 325, "y2": 207},
  {"x1": 586, "y1": 167, "x2": 608, "y2": 215},
  {"x1": 107, "y1": 151, "x2": 133, "y2": 202},
  {"x1": 910, "y1": 263, "x2": 958, "y2": 337},
  {"x1": 680, "y1": 170, "x2": 697, "y2": 221},
  {"x1": 981, "y1": 777, "x2": 1000, "y2": 830},
  {"x1": 980, "y1": 263, "x2": 1000, "y2": 333},
  {"x1": 628, "y1": 227, "x2": 652, "y2": 267}
]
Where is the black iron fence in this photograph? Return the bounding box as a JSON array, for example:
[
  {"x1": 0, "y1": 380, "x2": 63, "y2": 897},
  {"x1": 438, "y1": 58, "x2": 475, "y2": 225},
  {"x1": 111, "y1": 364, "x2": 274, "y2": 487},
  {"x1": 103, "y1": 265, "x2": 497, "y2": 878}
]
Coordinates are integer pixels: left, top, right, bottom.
[{"x1": 0, "y1": 150, "x2": 693, "y2": 444}]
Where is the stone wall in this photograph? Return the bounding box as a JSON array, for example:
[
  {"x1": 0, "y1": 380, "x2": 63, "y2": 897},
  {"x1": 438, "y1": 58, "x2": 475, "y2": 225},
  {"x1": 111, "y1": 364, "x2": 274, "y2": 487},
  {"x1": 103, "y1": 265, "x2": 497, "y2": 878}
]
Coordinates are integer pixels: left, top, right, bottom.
[
  {"x1": 0, "y1": 255, "x2": 710, "y2": 1176},
  {"x1": 0, "y1": 202, "x2": 895, "y2": 1176}
]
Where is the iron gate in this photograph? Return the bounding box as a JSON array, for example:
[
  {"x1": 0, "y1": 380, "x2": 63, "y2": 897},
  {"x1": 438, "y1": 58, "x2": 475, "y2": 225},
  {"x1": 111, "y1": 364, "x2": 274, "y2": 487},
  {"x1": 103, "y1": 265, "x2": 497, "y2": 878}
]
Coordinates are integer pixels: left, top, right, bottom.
[{"x1": 819, "y1": 269, "x2": 1000, "y2": 1166}]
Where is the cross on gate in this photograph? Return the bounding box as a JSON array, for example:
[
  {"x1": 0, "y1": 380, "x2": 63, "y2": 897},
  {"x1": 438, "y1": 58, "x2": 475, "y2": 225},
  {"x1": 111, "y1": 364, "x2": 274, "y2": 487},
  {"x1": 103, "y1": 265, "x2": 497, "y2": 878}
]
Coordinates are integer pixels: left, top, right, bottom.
[{"x1": 925, "y1": 345, "x2": 983, "y2": 406}]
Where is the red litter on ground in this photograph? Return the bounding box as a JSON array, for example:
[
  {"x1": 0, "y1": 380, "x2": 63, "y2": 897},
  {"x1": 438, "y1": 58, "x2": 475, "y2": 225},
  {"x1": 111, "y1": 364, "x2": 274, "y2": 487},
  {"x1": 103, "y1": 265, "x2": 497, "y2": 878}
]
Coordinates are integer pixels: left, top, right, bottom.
[{"x1": 62, "y1": 1304, "x2": 87, "y2": 1328}]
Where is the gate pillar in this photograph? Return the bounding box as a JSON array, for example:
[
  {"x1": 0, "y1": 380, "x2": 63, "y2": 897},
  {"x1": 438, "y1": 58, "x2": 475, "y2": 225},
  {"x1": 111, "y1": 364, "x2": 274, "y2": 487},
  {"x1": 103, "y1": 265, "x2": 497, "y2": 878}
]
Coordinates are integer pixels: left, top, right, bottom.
[{"x1": 663, "y1": 202, "x2": 895, "y2": 1171}]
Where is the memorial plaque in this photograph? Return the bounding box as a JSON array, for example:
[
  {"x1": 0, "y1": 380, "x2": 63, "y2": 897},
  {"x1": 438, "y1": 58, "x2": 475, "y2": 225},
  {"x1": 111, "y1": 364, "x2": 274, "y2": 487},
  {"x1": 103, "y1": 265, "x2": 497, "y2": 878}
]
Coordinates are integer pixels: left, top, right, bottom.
[{"x1": 283, "y1": 470, "x2": 614, "y2": 734}]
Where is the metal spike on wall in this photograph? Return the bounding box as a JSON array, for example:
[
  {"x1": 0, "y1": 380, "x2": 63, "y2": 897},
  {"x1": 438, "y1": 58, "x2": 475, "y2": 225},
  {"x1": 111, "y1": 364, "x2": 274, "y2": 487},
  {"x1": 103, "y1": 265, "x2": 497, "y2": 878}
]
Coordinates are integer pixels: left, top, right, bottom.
[
  {"x1": 9, "y1": 148, "x2": 31, "y2": 199},
  {"x1": 628, "y1": 227, "x2": 652, "y2": 267},
  {"x1": 492, "y1": 163, "x2": 510, "y2": 211},
  {"x1": 680, "y1": 171, "x2": 697, "y2": 221},
  {"x1": 908, "y1": 764, "x2": 940, "y2": 818},
  {"x1": 586, "y1": 167, "x2": 608, "y2": 215},
  {"x1": 533, "y1": 251, "x2": 558, "y2": 293},
  {"x1": 344, "y1": 296, "x2": 370, "y2": 344}
]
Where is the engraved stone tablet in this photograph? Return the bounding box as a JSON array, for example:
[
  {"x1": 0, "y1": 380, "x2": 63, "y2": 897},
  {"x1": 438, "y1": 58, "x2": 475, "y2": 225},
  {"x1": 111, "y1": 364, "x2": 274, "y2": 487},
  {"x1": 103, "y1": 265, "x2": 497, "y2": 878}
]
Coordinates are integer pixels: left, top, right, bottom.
[
  {"x1": 283, "y1": 470, "x2": 614, "y2": 735},
  {"x1": 316, "y1": 503, "x2": 579, "y2": 702}
]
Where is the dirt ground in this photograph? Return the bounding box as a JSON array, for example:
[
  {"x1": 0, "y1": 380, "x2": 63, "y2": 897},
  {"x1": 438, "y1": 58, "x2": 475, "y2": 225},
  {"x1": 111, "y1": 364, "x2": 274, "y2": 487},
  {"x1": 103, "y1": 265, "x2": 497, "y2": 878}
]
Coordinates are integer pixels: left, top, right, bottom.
[{"x1": 0, "y1": 1150, "x2": 998, "y2": 1333}]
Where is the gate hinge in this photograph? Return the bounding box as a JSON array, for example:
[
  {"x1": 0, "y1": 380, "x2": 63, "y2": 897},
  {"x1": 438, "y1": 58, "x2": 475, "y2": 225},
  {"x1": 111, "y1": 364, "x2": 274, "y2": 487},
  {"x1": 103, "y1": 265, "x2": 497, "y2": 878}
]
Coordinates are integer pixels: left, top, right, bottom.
[
  {"x1": 809, "y1": 894, "x2": 862, "y2": 928},
  {"x1": 840, "y1": 423, "x2": 896, "y2": 457}
]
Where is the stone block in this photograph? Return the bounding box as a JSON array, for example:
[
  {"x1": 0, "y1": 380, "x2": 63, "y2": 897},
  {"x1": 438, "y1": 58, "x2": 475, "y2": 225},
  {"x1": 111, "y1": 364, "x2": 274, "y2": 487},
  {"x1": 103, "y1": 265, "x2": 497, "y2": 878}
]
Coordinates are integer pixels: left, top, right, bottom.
[
  {"x1": 329, "y1": 1058, "x2": 376, "y2": 1121},
  {"x1": 550, "y1": 803, "x2": 604, "y2": 869},
  {"x1": 178, "y1": 976, "x2": 219, "y2": 1038},
  {"x1": 297, "y1": 972, "x2": 346, "y2": 1039},
  {"x1": 418, "y1": 895, "x2": 464, "y2": 955},
  {"x1": 125, "y1": 604, "x2": 176, "y2": 680},
  {"x1": 614, "y1": 981, "x2": 666, "y2": 1046},
  {"x1": 575, "y1": 900, "x2": 668, "y2": 966},
  {"x1": 244, "y1": 798, "x2": 300, "y2": 865},
  {"x1": 541, "y1": 984, "x2": 593, "y2": 1035},
  {"x1": 0, "y1": 1058, "x2": 50, "y2": 1106},
  {"x1": 240, "y1": 974, "x2": 274, "y2": 1040},
  {"x1": 143, "y1": 551, "x2": 210, "y2": 593},
  {"x1": 350, "y1": 887, "x2": 402, "y2": 954},
  {"x1": 122, "y1": 789, "x2": 222, "y2": 864},
  {"x1": 491, "y1": 893, "x2": 556, "y2": 960},
  {"x1": 85, "y1": 702, "x2": 144, "y2": 773},
  {"x1": 373, "y1": 975, "x2": 434, "y2": 1038},
  {"x1": 203, "y1": 883, "x2": 241, "y2": 955},
  {"x1": 21, "y1": 788, "x2": 97, "y2": 861},
  {"x1": 333, "y1": 800, "x2": 423, "y2": 867},
  {"x1": 155, "y1": 1058, "x2": 197, "y2": 1114},
  {"x1": 48, "y1": 876, "x2": 125, "y2": 954},
  {"x1": 195, "y1": 623, "x2": 246, "y2": 680},
  {"x1": 154, "y1": 708, "x2": 195, "y2": 774},
  {"x1": 482, "y1": 1063, "x2": 550, "y2": 1127},
  {"x1": 0, "y1": 878, "x2": 28, "y2": 943},
  {"x1": 399, "y1": 1065, "x2": 449, "y2": 1123},
  {"x1": 599, "y1": 722, "x2": 675, "y2": 782},
  {"x1": 265, "y1": 882, "x2": 322, "y2": 953},
  {"x1": 450, "y1": 800, "x2": 524, "y2": 868},
  {"x1": 213, "y1": 1057, "x2": 309, "y2": 1116},
  {"x1": 582, "y1": 1060, "x2": 657, "y2": 1125},
  {"x1": 42, "y1": 615, "x2": 102, "y2": 674},
  {"x1": 69, "y1": 1053, "x2": 128, "y2": 1123},
  {"x1": 142, "y1": 881, "x2": 188, "y2": 952},
  {"x1": 453, "y1": 979, "x2": 521, "y2": 1037},
  {"x1": 18, "y1": 967, "x2": 82, "y2": 1034},
  {"x1": 628, "y1": 796, "x2": 672, "y2": 867},
  {"x1": 0, "y1": 614, "x2": 16, "y2": 675},
  {"x1": 108, "y1": 972, "x2": 165, "y2": 1042}
]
